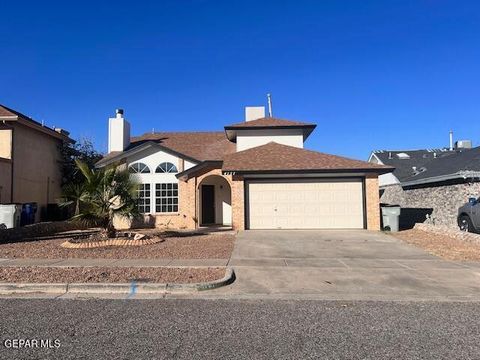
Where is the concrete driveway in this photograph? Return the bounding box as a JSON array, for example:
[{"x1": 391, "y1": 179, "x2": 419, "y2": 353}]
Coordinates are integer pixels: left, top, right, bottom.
[{"x1": 210, "y1": 230, "x2": 480, "y2": 301}]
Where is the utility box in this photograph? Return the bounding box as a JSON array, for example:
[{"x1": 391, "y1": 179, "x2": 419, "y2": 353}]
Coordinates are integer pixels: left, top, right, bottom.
[
  {"x1": 381, "y1": 205, "x2": 401, "y2": 232},
  {"x1": 0, "y1": 204, "x2": 22, "y2": 229}
]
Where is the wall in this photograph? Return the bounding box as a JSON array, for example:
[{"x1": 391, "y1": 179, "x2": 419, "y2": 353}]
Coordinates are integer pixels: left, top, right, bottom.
[
  {"x1": 11, "y1": 123, "x2": 64, "y2": 222},
  {"x1": 380, "y1": 182, "x2": 480, "y2": 228},
  {"x1": 236, "y1": 129, "x2": 304, "y2": 151},
  {"x1": 365, "y1": 175, "x2": 381, "y2": 231},
  {"x1": 0, "y1": 158, "x2": 12, "y2": 203}
]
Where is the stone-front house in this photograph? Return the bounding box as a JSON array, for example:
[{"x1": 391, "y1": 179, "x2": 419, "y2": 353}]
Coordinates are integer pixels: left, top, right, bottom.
[
  {"x1": 369, "y1": 144, "x2": 480, "y2": 229},
  {"x1": 97, "y1": 107, "x2": 391, "y2": 231},
  {"x1": 0, "y1": 104, "x2": 72, "y2": 222}
]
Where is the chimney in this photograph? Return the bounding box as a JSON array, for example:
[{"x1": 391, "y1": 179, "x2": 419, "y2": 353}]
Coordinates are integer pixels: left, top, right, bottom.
[
  {"x1": 245, "y1": 106, "x2": 265, "y2": 122},
  {"x1": 108, "y1": 109, "x2": 130, "y2": 153},
  {"x1": 449, "y1": 130, "x2": 454, "y2": 151}
]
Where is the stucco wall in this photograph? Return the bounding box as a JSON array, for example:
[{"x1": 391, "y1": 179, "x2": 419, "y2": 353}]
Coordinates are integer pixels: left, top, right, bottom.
[
  {"x1": 11, "y1": 123, "x2": 64, "y2": 222},
  {"x1": 380, "y1": 182, "x2": 480, "y2": 228},
  {"x1": 236, "y1": 129, "x2": 304, "y2": 151},
  {"x1": 0, "y1": 159, "x2": 12, "y2": 203}
]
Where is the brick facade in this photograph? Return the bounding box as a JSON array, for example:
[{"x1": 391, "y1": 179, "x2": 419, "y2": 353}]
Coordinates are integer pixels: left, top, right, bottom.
[
  {"x1": 365, "y1": 175, "x2": 381, "y2": 230},
  {"x1": 380, "y1": 181, "x2": 480, "y2": 228}
]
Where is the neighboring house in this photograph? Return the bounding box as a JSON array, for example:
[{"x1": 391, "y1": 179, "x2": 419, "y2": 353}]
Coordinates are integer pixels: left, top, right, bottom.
[
  {"x1": 369, "y1": 142, "x2": 480, "y2": 228},
  {"x1": 0, "y1": 104, "x2": 72, "y2": 222},
  {"x1": 97, "y1": 107, "x2": 391, "y2": 231}
]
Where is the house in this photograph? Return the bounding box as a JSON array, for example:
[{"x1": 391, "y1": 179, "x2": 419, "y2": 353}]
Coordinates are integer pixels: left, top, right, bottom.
[
  {"x1": 0, "y1": 104, "x2": 72, "y2": 222},
  {"x1": 97, "y1": 107, "x2": 392, "y2": 231},
  {"x1": 369, "y1": 141, "x2": 480, "y2": 228}
]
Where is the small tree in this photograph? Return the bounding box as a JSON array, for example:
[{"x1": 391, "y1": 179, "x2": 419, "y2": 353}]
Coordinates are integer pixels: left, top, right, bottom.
[
  {"x1": 60, "y1": 138, "x2": 103, "y2": 186},
  {"x1": 61, "y1": 160, "x2": 139, "y2": 238}
]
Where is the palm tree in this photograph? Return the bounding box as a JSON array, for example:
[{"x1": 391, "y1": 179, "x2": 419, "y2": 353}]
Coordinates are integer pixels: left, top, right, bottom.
[{"x1": 61, "y1": 160, "x2": 139, "y2": 238}]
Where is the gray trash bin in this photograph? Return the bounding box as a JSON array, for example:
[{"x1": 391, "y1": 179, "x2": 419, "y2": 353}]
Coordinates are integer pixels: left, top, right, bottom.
[{"x1": 381, "y1": 205, "x2": 401, "y2": 232}]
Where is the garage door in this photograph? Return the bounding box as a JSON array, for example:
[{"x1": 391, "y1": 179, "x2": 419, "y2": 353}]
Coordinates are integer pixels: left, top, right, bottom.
[{"x1": 247, "y1": 179, "x2": 364, "y2": 229}]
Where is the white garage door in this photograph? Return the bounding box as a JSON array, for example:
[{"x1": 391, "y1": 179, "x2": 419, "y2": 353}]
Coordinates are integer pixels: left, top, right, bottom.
[{"x1": 247, "y1": 179, "x2": 364, "y2": 229}]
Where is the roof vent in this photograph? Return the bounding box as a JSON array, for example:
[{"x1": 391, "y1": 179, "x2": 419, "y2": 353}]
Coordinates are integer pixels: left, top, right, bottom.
[{"x1": 396, "y1": 152, "x2": 410, "y2": 159}]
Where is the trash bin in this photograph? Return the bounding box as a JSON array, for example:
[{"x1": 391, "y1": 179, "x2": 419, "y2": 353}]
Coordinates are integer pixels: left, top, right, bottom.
[
  {"x1": 381, "y1": 205, "x2": 401, "y2": 232},
  {"x1": 20, "y1": 203, "x2": 38, "y2": 226}
]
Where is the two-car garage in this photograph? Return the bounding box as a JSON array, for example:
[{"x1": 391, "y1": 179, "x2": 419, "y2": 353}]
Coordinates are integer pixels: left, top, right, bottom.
[{"x1": 246, "y1": 178, "x2": 365, "y2": 230}]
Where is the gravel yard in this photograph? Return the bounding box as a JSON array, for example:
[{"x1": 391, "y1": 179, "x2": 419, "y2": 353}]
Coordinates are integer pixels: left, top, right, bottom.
[
  {"x1": 0, "y1": 233, "x2": 235, "y2": 259},
  {"x1": 0, "y1": 266, "x2": 226, "y2": 283},
  {"x1": 394, "y1": 228, "x2": 480, "y2": 261}
]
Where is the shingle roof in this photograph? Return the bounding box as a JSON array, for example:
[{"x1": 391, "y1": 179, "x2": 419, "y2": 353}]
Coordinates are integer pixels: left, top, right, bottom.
[
  {"x1": 223, "y1": 142, "x2": 393, "y2": 173},
  {"x1": 0, "y1": 104, "x2": 71, "y2": 141},
  {"x1": 373, "y1": 149, "x2": 456, "y2": 182},
  {"x1": 130, "y1": 132, "x2": 236, "y2": 160},
  {"x1": 225, "y1": 117, "x2": 315, "y2": 128},
  {"x1": 401, "y1": 146, "x2": 480, "y2": 183},
  {"x1": 96, "y1": 131, "x2": 236, "y2": 167}
]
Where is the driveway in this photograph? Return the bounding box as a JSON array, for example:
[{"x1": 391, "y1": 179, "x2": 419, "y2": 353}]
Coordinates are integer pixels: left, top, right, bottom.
[{"x1": 210, "y1": 230, "x2": 480, "y2": 301}]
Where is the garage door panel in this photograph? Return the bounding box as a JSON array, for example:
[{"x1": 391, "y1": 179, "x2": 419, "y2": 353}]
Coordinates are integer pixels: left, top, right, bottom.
[{"x1": 247, "y1": 179, "x2": 364, "y2": 229}]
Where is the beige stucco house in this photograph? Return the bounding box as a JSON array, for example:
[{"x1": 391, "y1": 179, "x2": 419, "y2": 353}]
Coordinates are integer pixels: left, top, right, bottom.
[
  {"x1": 0, "y1": 104, "x2": 71, "y2": 222},
  {"x1": 97, "y1": 107, "x2": 392, "y2": 231}
]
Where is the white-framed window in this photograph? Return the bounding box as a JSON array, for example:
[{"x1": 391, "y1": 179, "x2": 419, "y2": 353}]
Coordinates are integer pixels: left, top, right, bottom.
[
  {"x1": 155, "y1": 183, "x2": 179, "y2": 213},
  {"x1": 136, "y1": 184, "x2": 151, "y2": 213},
  {"x1": 129, "y1": 162, "x2": 151, "y2": 174},
  {"x1": 156, "y1": 162, "x2": 178, "y2": 174}
]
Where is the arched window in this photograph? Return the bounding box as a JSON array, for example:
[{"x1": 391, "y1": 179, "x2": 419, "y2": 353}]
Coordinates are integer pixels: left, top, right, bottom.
[
  {"x1": 156, "y1": 162, "x2": 178, "y2": 174},
  {"x1": 129, "y1": 163, "x2": 150, "y2": 174}
]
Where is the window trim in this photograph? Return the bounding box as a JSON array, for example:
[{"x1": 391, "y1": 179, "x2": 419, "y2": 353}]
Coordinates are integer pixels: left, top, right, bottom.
[
  {"x1": 155, "y1": 183, "x2": 179, "y2": 213},
  {"x1": 129, "y1": 162, "x2": 151, "y2": 174},
  {"x1": 155, "y1": 162, "x2": 178, "y2": 174},
  {"x1": 135, "y1": 183, "x2": 151, "y2": 214}
]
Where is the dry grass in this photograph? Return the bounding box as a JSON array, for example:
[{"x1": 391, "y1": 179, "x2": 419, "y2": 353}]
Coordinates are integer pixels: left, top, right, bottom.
[
  {"x1": 394, "y1": 229, "x2": 480, "y2": 261},
  {"x1": 0, "y1": 233, "x2": 235, "y2": 260},
  {"x1": 0, "y1": 266, "x2": 226, "y2": 283}
]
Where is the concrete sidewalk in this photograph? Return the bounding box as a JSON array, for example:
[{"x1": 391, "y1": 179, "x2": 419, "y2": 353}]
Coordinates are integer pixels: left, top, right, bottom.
[{"x1": 0, "y1": 258, "x2": 229, "y2": 267}]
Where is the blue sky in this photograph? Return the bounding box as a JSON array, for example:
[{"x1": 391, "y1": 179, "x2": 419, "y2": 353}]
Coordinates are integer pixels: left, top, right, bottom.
[{"x1": 1, "y1": 0, "x2": 479, "y2": 159}]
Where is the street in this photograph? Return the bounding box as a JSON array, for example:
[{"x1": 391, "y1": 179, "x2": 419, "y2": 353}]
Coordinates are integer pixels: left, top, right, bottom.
[{"x1": 0, "y1": 298, "x2": 479, "y2": 359}]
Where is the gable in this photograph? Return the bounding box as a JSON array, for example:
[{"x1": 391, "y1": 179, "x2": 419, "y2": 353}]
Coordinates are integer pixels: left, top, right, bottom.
[
  {"x1": 126, "y1": 146, "x2": 198, "y2": 177},
  {"x1": 236, "y1": 128, "x2": 304, "y2": 151}
]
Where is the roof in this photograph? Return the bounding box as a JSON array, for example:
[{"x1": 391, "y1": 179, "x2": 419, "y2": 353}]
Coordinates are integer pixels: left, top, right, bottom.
[
  {"x1": 225, "y1": 117, "x2": 315, "y2": 128},
  {"x1": 372, "y1": 149, "x2": 456, "y2": 182},
  {"x1": 96, "y1": 131, "x2": 236, "y2": 167},
  {"x1": 224, "y1": 117, "x2": 316, "y2": 142},
  {"x1": 222, "y1": 142, "x2": 393, "y2": 174},
  {"x1": 400, "y1": 146, "x2": 480, "y2": 185},
  {"x1": 0, "y1": 104, "x2": 71, "y2": 141}
]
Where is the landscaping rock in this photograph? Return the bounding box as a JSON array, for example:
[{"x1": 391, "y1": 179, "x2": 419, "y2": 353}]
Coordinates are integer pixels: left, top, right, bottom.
[{"x1": 134, "y1": 233, "x2": 147, "y2": 241}]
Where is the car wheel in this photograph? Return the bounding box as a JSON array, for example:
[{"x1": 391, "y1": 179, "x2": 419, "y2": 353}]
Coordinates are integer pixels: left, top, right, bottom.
[{"x1": 459, "y1": 215, "x2": 474, "y2": 233}]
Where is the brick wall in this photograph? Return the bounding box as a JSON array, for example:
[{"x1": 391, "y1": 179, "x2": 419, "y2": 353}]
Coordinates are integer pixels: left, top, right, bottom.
[
  {"x1": 231, "y1": 175, "x2": 245, "y2": 231},
  {"x1": 365, "y1": 175, "x2": 381, "y2": 230},
  {"x1": 381, "y1": 181, "x2": 480, "y2": 228}
]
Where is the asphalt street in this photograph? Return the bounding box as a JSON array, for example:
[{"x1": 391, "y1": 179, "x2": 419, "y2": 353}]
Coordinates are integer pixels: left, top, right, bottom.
[{"x1": 0, "y1": 299, "x2": 479, "y2": 359}]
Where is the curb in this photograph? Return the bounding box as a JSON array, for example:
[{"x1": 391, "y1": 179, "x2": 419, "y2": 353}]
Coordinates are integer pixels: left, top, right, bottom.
[{"x1": 0, "y1": 268, "x2": 235, "y2": 295}]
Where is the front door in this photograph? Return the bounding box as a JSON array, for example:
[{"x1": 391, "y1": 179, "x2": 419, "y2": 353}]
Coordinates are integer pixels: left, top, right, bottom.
[{"x1": 201, "y1": 185, "x2": 215, "y2": 225}]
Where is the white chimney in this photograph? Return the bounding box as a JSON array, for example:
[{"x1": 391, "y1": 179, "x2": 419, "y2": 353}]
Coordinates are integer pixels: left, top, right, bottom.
[
  {"x1": 108, "y1": 109, "x2": 130, "y2": 153},
  {"x1": 449, "y1": 130, "x2": 454, "y2": 151},
  {"x1": 245, "y1": 106, "x2": 265, "y2": 122}
]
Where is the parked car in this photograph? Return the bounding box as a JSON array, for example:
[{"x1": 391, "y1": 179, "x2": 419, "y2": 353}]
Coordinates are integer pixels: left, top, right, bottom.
[{"x1": 458, "y1": 197, "x2": 480, "y2": 233}]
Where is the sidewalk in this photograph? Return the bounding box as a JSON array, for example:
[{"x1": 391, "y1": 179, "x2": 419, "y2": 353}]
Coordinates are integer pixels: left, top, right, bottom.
[{"x1": 0, "y1": 258, "x2": 229, "y2": 267}]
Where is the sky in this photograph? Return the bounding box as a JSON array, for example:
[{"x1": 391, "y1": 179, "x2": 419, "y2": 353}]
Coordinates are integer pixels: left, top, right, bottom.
[{"x1": 1, "y1": 0, "x2": 480, "y2": 159}]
